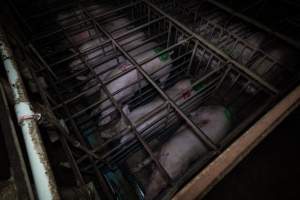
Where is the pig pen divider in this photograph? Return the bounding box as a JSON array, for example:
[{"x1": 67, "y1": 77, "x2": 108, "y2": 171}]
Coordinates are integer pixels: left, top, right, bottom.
[
  {"x1": 151, "y1": 0, "x2": 300, "y2": 93},
  {"x1": 9, "y1": 0, "x2": 291, "y2": 199},
  {"x1": 58, "y1": 0, "x2": 220, "y2": 186}
]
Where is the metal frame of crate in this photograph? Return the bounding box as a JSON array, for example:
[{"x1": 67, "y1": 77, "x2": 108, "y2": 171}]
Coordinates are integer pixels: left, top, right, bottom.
[{"x1": 9, "y1": 0, "x2": 296, "y2": 199}]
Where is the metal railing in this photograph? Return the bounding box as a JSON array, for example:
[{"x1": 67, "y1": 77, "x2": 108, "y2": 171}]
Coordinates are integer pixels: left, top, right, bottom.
[{"x1": 9, "y1": 0, "x2": 290, "y2": 198}]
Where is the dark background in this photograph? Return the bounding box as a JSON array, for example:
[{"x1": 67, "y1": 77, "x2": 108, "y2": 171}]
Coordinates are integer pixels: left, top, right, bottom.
[
  {"x1": 203, "y1": 106, "x2": 300, "y2": 200},
  {"x1": 0, "y1": 0, "x2": 299, "y2": 199}
]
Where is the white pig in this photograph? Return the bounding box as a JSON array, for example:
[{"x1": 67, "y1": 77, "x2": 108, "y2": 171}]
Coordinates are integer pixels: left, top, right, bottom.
[
  {"x1": 100, "y1": 79, "x2": 194, "y2": 139},
  {"x1": 144, "y1": 105, "x2": 231, "y2": 200},
  {"x1": 58, "y1": 5, "x2": 172, "y2": 124},
  {"x1": 57, "y1": 4, "x2": 144, "y2": 75},
  {"x1": 93, "y1": 40, "x2": 172, "y2": 126}
]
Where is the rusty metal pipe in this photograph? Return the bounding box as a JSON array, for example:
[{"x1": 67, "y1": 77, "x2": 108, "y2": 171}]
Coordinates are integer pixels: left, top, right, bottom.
[{"x1": 0, "y1": 26, "x2": 60, "y2": 200}]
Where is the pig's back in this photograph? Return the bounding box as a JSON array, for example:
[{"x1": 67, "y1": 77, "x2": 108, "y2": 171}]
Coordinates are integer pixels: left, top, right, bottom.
[{"x1": 159, "y1": 127, "x2": 208, "y2": 178}]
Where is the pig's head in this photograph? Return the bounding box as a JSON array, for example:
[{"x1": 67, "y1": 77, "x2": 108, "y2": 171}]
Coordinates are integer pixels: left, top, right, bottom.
[
  {"x1": 190, "y1": 106, "x2": 230, "y2": 124},
  {"x1": 190, "y1": 105, "x2": 232, "y2": 143},
  {"x1": 166, "y1": 79, "x2": 193, "y2": 100},
  {"x1": 176, "y1": 79, "x2": 193, "y2": 100}
]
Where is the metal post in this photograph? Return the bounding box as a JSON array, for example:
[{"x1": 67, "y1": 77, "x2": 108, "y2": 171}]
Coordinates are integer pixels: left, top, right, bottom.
[{"x1": 0, "y1": 26, "x2": 60, "y2": 200}]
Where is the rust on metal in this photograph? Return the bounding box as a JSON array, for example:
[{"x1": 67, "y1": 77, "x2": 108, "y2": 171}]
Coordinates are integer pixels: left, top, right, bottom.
[
  {"x1": 172, "y1": 85, "x2": 300, "y2": 200},
  {"x1": 1, "y1": 24, "x2": 60, "y2": 199},
  {"x1": 0, "y1": 83, "x2": 35, "y2": 199},
  {"x1": 27, "y1": 121, "x2": 60, "y2": 200}
]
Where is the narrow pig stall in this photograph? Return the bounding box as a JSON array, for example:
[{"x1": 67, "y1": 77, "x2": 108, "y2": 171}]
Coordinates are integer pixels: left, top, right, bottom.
[
  {"x1": 150, "y1": 0, "x2": 300, "y2": 95},
  {"x1": 1, "y1": 0, "x2": 299, "y2": 200}
]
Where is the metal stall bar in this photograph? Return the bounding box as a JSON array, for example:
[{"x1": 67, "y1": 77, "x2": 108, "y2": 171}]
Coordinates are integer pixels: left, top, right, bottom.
[
  {"x1": 28, "y1": 44, "x2": 114, "y2": 200},
  {"x1": 75, "y1": 64, "x2": 225, "y2": 165},
  {"x1": 143, "y1": 0, "x2": 278, "y2": 95},
  {"x1": 173, "y1": 84, "x2": 300, "y2": 200},
  {"x1": 9, "y1": 28, "x2": 92, "y2": 188},
  {"x1": 169, "y1": 0, "x2": 296, "y2": 91},
  {"x1": 59, "y1": 4, "x2": 174, "y2": 186},
  {"x1": 204, "y1": 0, "x2": 300, "y2": 50},
  {"x1": 24, "y1": 48, "x2": 86, "y2": 186},
  {"x1": 53, "y1": 48, "x2": 191, "y2": 120},
  {"x1": 74, "y1": 0, "x2": 278, "y2": 166},
  {"x1": 101, "y1": 79, "x2": 223, "y2": 167},
  {"x1": 80, "y1": 2, "x2": 219, "y2": 151},
  {"x1": 30, "y1": 1, "x2": 140, "y2": 42},
  {"x1": 0, "y1": 26, "x2": 60, "y2": 200},
  {"x1": 47, "y1": 24, "x2": 167, "y2": 83},
  {"x1": 33, "y1": 15, "x2": 164, "y2": 75}
]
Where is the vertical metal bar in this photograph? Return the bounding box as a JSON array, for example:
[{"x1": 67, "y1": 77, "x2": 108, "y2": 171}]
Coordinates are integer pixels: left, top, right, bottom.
[
  {"x1": 205, "y1": 0, "x2": 300, "y2": 50},
  {"x1": 25, "y1": 52, "x2": 86, "y2": 186},
  {"x1": 81, "y1": 3, "x2": 218, "y2": 151},
  {"x1": 0, "y1": 26, "x2": 60, "y2": 200},
  {"x1": 46, "y1": 56, "x2": 114, "y2": 200},
  {"x1": 173, "y1": 85, "x2": 300, "y2": 200},
  {"x1": 186, "y1": 41, "x2": 198, "y2": 75},
  {"x1": 143, "y1": 0, "x2": 278, "y2": 94},
  {"x1": 72, "y1": 4, "x2": 174, "y2": 186},
  {"x1": 29, "y1": 44, "x2": 58, "y2": 79},
  {"x1": 214, "y1": 66, "x2": 231, "y2": 91},
  {"x1": 27, "y1": 18, "x2": 114, "y2": 199},
  {"x1": 166, "y1": 22, "x2": 172, "y2": 48}
]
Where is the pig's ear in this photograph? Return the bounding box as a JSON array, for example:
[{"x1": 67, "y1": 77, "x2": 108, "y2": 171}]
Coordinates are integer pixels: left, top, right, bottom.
[{"x1": 76, "y1": 76, "x2": 87, "y2": 81}]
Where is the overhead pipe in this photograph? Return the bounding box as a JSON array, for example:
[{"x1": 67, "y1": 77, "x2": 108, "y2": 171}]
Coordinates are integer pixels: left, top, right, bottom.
[{"x1": 0, "y1": 25, "x2": 60, "y2": 200}]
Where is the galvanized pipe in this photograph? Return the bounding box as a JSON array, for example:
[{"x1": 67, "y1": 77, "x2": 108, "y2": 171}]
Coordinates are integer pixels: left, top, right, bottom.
[{"x1": 0, "y1": 26, "x2": 60, "y2": 199}]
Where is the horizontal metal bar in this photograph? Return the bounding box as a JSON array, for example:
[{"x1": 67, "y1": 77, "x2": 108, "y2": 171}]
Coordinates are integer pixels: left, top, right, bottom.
[
  {"x1": 89, "y1": 7, "x2": 219, "y2": 151},
  {"x1": 77, "y1": 4, "x2": 175, "y2": 185},
  {"x1": 143, "y1": 0, "x2": 278, "y2": 94},
  {"x1": 172, "y1": 84, "x2": 300, "y2": 200},
  {"x1": 205, "y1": 0, "x2": 300, "y2": 50},
  {"x1": 84, "y1": 81, "x2": 218, "y2": 168},
  {"x1": 31, "y1": 1, "x2": 140, "y2": 41},
  {"x1": 76, "y1": 60, "x2": 222, "y2": 165},
  {"x1": 28, "y1": 44, "x2": 58, "y2": 79},
  {"x1": 25, "y1": 51, "x2": 86, "y2": 186}
]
